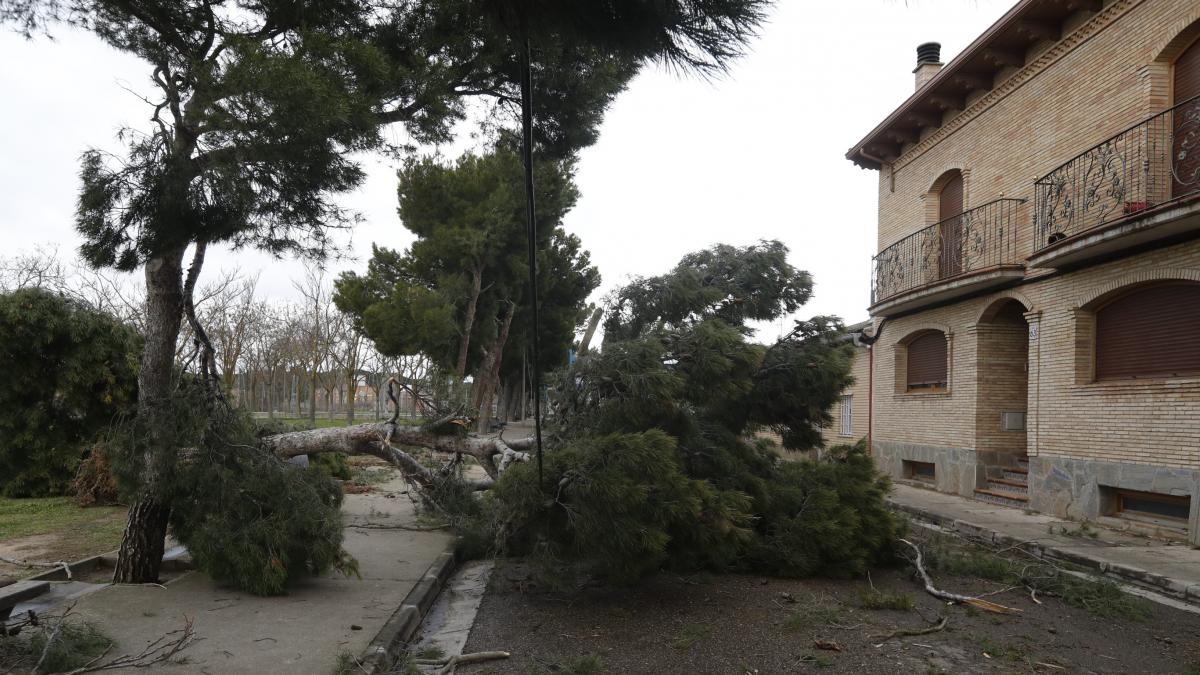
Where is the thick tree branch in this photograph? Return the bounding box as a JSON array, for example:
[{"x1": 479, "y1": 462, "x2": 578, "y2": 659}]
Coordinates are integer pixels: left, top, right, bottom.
[{"x1": 260, "y1": 422, "x2": 533, "y2": 483}]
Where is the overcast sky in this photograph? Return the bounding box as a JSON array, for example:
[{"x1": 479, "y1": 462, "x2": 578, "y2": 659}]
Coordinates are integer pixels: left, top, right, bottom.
[{"x1": 0, "y1": 0, "x2": 1007, "y2": 339}]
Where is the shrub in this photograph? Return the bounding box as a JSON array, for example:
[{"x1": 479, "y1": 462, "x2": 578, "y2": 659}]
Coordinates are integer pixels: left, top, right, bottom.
[{"x1": 0, "y1": 288, "x2": 139, "y2": 497}]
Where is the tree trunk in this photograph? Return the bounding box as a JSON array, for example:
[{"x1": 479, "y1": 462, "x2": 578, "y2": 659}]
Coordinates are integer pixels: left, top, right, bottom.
[
  {"x1": 262, "y1": 421, "x2": 534, "y2": 482},
  {"x1": 308, "y1": 370, "x2": 317, "y2": 425},
  {"x1": 455, "y1": 266, "x2": 483, "y2": 380},
  {"x1": 113, "y1": 248, "x2": 187, "y2": 584},
  {"x1": 578, "y1": 307, "x2": 603, "y2": 355},
  {"x1": 346, "y1": 373, "x2": 357, "y2": 425},
  {"x1": 474, "y1": 303, "x2": 515, "y2": 433}
]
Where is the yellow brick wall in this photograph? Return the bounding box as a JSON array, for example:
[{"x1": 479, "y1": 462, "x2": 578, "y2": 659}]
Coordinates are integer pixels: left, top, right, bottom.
[
  {"x1": 820, "y1": 344, "x2": 871, "y2": 447},
  {"x1": 870, "y1": 239, "x2": 1200, "y2": 470},
  {"x1": 1023, "y1": 241, "x2": 1200, "y2": 469},
  {"x1": 876, "y1": 0, "x2": 1200, "y2": 259}
]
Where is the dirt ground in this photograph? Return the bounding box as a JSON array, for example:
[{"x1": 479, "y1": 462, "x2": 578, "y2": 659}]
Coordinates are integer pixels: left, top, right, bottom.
[{"x1": 461, "y1": 559, "x2": 1200, "y2": 674}]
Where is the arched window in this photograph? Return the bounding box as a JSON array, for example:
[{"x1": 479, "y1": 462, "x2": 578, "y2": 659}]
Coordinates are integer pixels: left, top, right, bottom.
[
  {"x1": 906, "y1": 330, "x2": 948, "y2": 391},
  {"x1": 938, "y1": 170, "x2": 964, "y2": 277},
  {"x1": 1095, "y1": 283, "x2": 1200, "y2": 380}
]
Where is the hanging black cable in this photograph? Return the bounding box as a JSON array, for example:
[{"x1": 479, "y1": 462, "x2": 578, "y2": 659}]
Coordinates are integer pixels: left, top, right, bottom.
[{"x1": 519, "y1": 37, "x2": 544, "y2": 488}]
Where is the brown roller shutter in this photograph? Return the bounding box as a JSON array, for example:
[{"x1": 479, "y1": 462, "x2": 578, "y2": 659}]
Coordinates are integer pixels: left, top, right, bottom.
[
  {"x1": 1095, "y1": 283, "x2": 1200, "y2": 380},
  {"x1": 907, "y1": 330, "x2": 948, "y2": 389},
  {"x1": 939, "y1": 172, "x2": 964, "y2": 277},
  {"x1": 1173, "y1": 37, "x2": 1200, "y2": 199},
  {"x1": 1176, "y1": 37, "x2": 1200, "y2": 103}
]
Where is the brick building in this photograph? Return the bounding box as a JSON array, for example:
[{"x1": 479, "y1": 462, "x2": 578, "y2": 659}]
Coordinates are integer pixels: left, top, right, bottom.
[
  {"x1": 818, "y1": 321, "x2": 872, "y2": 448},
  {"x1": 844, "y1": 0, "x2": 1200, "y2": 542}
]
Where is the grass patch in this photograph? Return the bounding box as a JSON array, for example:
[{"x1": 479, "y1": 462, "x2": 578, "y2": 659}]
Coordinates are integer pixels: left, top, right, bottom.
[
  {"x1": 856, "y1": 589, "x2": 915, "y2": 611},
  {"x1": 671, "y1": 624, "x2": 710, "y2": 651},
  {"x1": 0, "y1": 496, "x2": 126, "y2": 568},
  {"x1": 1057, "y1": 574, "x2": 1152, "y2": 620},
  {"x1": 526, "y1": 651, "x2": 605, "y2": 675},
  {"x1": 916, "y1": 533, "x2": 1153, "y2": 621},
  {"x1": 782, "y1": 595, "x2": 842, "y2": 631},
  {"x1": 415, "y1": 645, "x2": 445, "y2": 660},
  {"x1": 0, "y1": 618, "x2": 113, "y2": 674}
]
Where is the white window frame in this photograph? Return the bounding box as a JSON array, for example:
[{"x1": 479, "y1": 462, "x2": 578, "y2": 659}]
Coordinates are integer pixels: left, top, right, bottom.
[{"x1": 839, "y1": 395, "x2": 853, "y2": 437}]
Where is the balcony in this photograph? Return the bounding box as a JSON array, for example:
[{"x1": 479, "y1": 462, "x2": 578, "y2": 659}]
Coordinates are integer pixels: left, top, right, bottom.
[
  {"x1": 1030, "y1": 95, "x2": 1200, "y2": 269},
  {"x1": 871, "y1": 198, "x2": 1027, "y2": 317}
]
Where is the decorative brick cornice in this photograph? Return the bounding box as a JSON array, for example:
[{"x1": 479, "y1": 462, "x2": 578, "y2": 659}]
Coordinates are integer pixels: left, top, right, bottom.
[{"x1": 893, "y1": 0, "x2": 1145, "y2": 173}]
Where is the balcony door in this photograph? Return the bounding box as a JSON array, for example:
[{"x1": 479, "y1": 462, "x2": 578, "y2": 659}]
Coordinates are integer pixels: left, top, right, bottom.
[
  {"x1": 939, "y1": 171, "x2": 964, "y2": 278},
  {"x1": 1173, "y1": 36, "x2": 1200, "y2": 199}
]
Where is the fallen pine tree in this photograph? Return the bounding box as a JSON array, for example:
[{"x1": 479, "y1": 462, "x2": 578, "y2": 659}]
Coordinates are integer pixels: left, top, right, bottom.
[{"x1": 253, "y1": 241, "x2": 902, "y2": 585}]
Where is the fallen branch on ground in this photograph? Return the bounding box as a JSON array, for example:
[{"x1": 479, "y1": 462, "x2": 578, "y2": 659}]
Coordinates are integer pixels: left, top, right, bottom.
[
  {"x1": 898, "y1": 538, "x2": 1021, "y2": 614},
  {"x1": 345, "y1": 523, "x2": 451, "y2": 532},
  {"x1": 32, "y1": 600, "x2": 78, "y2": 673},
  {"x1": 413, "y1": 650, "x2": 510, "y2": 675},
  {"x1": 62, "y1": 615, "x2": 196, "y2": 673},
  {"x1": 0, "y1": 554, "x2": 71, "y2": 580},
  {"x1": 870, "y1": 614, "x2": 949, "y2": 641}
]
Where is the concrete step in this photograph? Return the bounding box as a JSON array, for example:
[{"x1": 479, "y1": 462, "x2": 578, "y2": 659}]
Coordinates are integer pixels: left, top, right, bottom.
[
  {"x1": 974, "y1": 487, "x2": 1029, "y2": 509},
  {"x1": 986, "y1": 477, "x2": 1028, "y2": 495},
  {"x1": 1002, "y1": 467, "x2": 1028, "y2": 482},
  {"x1": 0, "y1": 580, "x2": 49, "y2": 622}
]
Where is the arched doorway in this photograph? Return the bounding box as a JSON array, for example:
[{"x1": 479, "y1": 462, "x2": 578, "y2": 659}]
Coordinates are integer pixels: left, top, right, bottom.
[{"x1": 974, "y1": 299, "x2": 1030, "y2": 505}]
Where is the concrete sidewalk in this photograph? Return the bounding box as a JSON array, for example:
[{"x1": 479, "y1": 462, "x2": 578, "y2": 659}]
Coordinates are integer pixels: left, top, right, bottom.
[
  {"x1": 68, "y1": 476, "x2": 452, "y2": 674},
  {"x1": 890, "y1": 483, "x2": 1200, "y2": 605}
]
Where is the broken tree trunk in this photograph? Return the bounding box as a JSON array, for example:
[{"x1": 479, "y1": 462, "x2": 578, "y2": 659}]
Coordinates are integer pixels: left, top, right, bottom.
[
  {"x1": 261, "y1": 421, "x2": 534, "y2": 484},
  {"x1": 577, "y1": 307, "x2": 603, "y2": 356}
]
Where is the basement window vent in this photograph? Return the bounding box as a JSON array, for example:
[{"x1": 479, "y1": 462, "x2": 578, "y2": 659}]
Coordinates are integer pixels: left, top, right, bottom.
[
  {"x1": 1105, "y1": 487, "x2": 1190, "y2": 528},
  {"x1": 1001, "y1": 412, "x2": 1026, "y2": 432},
  {"x1": 903, "y1": 460, "x2": 936, "y2": 484}
]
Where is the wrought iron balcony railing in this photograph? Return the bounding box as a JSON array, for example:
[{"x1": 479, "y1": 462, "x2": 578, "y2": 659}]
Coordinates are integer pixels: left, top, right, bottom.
[
  {"x1": 872, "y1": 198, "x2": 1026, "y2": 306},
  {"x1": 1034, "y1": 94, "x2": 1200, "y2": 250}
]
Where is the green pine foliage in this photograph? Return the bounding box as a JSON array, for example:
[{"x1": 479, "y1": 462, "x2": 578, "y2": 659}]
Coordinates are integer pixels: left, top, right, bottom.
[
  {"x1": 169, "y1": 405, "x2": 352, "y2": 596},
  {"x1": 335, "y1": 146, "x2": 598, "y2": 378},
  {"x1": 102, "y1": 386, "x2": 351, "y2": 596},
  {"x1": 439, "y1": 242, "x2": 898, "y2": 582},
  {"x1": 0, "y1": 288, "x2": 139, "y2": 497}
]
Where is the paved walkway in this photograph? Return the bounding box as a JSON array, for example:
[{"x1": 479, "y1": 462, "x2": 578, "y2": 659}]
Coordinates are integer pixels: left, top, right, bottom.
[
  {"x1": 68, "y1": 476, "x2": 452, "y2": 674},
  {"x1": 890, "y1": 483, "x2": 1200, "y2": 606}
]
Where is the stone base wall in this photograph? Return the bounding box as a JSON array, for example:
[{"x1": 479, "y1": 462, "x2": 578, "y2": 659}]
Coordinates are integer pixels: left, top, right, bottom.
[
  {"x1": 1028, "y1": 455, "x2": 1200, "y2": 545},
  {"x1": 873, "y1": 440, "x2": 982, "y2": 498}
]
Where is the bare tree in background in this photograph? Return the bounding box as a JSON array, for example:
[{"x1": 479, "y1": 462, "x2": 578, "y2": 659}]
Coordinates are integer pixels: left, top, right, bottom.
[{"x1": 294, "y1": 266, "x2": 337, "y2": 425}]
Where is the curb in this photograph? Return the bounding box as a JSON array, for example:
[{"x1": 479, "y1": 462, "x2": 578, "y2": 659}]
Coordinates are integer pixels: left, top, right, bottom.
[
  {"x1": 889, "y1": 499, "x2": 1200, "y2": 607},
  {"x1": 358, "y1": 545, "x2": 458, "y2": 674}
]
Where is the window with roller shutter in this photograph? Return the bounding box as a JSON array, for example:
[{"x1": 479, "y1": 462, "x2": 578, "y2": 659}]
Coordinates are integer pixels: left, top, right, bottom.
[
  {"x1": 1095, "y1": 283, "x2": 1200, "y2": 380},
  {"x1": 906, "y1": 330, "x2": 948, "y2": 391}
]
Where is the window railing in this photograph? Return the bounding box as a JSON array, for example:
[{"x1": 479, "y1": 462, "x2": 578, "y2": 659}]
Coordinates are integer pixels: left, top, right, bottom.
[
  {"x1": 1034, "y1": 94, "x2": 1200, "y2": 250},
  {"x1": 872, "y1": 198, "x2": 1026, "y2": 305}
]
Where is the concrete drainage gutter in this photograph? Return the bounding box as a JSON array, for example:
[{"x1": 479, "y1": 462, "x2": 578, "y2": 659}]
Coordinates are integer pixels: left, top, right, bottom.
[
  {"x1": 891, "y1": 500, "x2": 1200, "y2": 608},
  {"x1": 358, "y1": 546, "x2": 458, "y2": 674}
]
